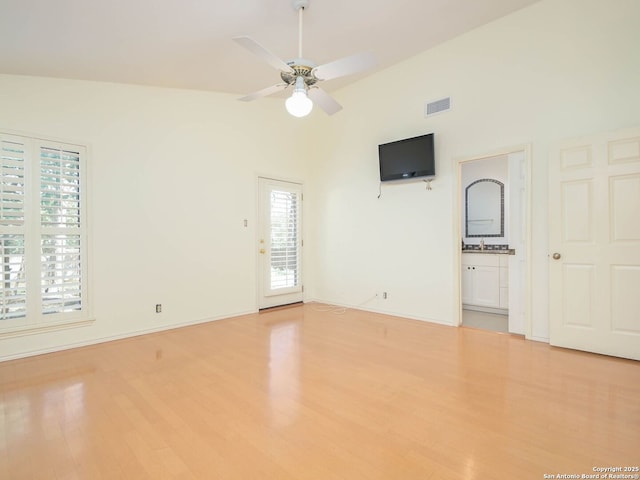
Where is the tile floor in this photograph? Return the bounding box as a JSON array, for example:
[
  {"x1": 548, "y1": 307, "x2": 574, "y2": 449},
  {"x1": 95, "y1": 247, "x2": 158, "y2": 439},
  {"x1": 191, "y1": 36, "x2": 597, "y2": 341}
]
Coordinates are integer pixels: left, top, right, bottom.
[{"x1": 462, "y1": 308, "x2": 509, "y2": 333}]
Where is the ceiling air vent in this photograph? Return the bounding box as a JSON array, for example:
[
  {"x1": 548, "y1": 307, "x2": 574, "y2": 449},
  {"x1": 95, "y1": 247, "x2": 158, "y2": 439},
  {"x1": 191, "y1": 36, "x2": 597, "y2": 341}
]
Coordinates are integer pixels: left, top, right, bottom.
[{"x1": 425, "y1": 97, "x2": 451, "y2": 117}]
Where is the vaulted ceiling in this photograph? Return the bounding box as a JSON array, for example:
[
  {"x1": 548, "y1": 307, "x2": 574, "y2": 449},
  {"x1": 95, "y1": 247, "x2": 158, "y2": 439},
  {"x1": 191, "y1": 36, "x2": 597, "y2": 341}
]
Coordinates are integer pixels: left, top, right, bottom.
[{"x1": 0, "y1": 0, "x2": 540, "y2": 96}]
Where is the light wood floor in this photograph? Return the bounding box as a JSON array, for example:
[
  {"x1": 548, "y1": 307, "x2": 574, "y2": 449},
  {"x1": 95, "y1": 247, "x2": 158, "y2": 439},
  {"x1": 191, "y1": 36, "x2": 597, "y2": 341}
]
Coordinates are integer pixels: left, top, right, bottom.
[{"x1": 1, "y1": 304, "x2": 639, "y2": 479}]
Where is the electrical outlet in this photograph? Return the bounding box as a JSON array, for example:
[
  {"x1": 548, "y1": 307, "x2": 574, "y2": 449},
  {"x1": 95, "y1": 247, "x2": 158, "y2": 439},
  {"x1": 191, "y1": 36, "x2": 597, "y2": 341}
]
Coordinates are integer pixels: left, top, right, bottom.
[
  {"x1": 382, "y1": 292, "x2": 388, "y2": 299},
  {"x1": 155, "y1": 304, "x2": 162, "y2": 313}
]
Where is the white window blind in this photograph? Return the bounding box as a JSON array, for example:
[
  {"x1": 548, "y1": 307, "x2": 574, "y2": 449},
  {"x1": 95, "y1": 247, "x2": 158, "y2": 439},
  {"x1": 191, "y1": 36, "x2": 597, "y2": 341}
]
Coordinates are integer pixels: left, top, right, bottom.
[
  {"x1": 0, "y1": 137, "x2": 26, "y2": 320},
  {"x1": 0, "y1": 138, "x2": 26, "y2": 227},
  {"x1": 270, "y1": 189, "x2": 300, "y2": 290},
  {"x1": 0, "y1": 133, "x2": 88, "y2": 329},
  {"x1": 0, "y1": 235, "x2": 27, "y2": 320},
  {"x1": 40, "y1": 146, "x2": 83, "y2": 314}
]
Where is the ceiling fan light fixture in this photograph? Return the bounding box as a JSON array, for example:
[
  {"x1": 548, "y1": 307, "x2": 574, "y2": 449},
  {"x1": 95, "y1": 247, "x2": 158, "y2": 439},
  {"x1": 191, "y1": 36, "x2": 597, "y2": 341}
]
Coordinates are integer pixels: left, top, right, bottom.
[
  {"x1": 234, "y1": 0, "x2": 375, "y2": 116},
  {"x1": 285, "y1": 76, "x2": 313, "y2": 117},
  {"x1": 286, "y1": 91, "x2": 313, "y2": 117}
]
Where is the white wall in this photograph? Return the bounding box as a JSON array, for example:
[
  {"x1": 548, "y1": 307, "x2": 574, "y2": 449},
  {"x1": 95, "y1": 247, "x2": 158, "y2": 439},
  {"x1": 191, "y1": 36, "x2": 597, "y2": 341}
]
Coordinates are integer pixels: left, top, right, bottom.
[
  {"x1": 306, "y1": 0, "x2": 640, "y2": 339},
  {"x1": 0, "y1": 75, "x2": 311, "y2": 360}
]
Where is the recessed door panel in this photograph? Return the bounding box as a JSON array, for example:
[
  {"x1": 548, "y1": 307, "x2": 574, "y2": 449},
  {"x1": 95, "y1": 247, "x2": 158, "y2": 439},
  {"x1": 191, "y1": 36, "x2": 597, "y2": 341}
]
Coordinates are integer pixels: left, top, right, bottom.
[
  {"x1": 610, "y1": 174, "x2": 640, "y2": 242},
  {"x1": 611, "y1": 265, "x2": 640, "y2": 334},
  {"x1": 560, "y1": 146, "x2": 592, "y2": 170},
  {"x1": 561, "y1": 180, "x2": 594, "y2": 243},
  {"x1": 562, "y1": 264, "x2": 594, "y2": 328},
  {"x1": 608, "y1": 137, "x2": 640, "y2": 165}
]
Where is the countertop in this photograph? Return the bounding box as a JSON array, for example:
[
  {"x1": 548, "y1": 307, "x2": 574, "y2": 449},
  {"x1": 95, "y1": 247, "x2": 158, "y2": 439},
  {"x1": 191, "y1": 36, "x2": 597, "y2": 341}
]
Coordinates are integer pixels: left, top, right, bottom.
[{"x1": 462, "y1": 249, "x2": 514, "y2": 255}]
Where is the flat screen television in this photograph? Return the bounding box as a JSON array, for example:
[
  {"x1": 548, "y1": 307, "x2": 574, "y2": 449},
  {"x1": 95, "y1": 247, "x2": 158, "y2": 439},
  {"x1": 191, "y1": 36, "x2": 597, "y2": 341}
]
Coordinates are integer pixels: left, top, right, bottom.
[{"x1": 378, "y1": 133, "x2": 435, "y2": 182}]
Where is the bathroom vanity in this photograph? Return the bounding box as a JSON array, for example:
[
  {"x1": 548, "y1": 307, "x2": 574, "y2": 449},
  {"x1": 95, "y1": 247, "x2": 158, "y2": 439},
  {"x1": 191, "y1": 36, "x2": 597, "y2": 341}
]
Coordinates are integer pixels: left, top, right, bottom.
[{"x1": 461, "y1": 252, "x2": 508, "y2": 313}]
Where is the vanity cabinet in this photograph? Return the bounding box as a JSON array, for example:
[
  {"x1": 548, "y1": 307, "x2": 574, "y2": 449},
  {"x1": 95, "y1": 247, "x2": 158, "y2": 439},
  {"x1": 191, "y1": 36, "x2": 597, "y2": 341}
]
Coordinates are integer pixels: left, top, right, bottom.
[
  {"x1": 499, "y1": 258, "x2": 508, "y2": 309},
  {"x1": 462, "y1": 253, "x2": 508, "y2": 312}
]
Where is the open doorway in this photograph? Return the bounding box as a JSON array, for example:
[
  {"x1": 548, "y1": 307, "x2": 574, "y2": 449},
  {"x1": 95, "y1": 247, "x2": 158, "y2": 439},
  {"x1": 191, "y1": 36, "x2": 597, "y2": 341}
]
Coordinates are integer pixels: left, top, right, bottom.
[{"x1": 457, "y1": 147, "x2": 530, "y2": 336}]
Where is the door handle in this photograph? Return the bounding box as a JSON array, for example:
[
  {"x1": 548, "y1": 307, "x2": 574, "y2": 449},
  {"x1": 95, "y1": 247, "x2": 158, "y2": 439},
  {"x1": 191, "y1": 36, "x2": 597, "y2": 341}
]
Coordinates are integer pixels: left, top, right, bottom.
[{"x1": 552, "y1": 252, "x2": 561, "y2": 260}]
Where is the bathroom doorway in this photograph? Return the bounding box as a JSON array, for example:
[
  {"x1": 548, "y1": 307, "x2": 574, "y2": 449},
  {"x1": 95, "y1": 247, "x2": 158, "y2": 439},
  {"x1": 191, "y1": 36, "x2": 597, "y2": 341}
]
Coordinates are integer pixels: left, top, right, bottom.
[{"x1": 457, "y1": 147, "x2": 530, "y2": 336}]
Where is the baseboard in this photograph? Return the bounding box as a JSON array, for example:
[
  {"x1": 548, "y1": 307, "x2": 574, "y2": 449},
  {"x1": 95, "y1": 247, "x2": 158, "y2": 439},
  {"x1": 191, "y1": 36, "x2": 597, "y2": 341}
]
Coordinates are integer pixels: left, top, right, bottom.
[
  {"x1": 0, "y1": 308, "x2": 258, "y2": 362},
  {"x1": 305, "y1": 298, "x2": 455, "y2": 327},
  {"x1": 527, "y1": 334, "x2": 550, "y2": 343},
  {"x1": 462, "y1": 305, "x2": 508, "y2": 315}
]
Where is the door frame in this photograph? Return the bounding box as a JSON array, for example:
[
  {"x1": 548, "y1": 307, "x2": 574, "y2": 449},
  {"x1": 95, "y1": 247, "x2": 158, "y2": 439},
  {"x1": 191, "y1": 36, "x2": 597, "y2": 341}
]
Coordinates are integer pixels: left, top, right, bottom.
[
  {"x1": 256, "y1": 175, "x2": 305, "y2": 310},
  {"x1": 455, "y1": 144, "x2": 532, "y2": 337}
]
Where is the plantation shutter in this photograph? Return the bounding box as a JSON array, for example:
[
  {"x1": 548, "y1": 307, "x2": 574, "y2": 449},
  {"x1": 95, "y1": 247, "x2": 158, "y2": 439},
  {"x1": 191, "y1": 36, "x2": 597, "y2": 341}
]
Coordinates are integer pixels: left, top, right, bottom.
[
  {"x1": 0, "y1": 136, "x2": 27, "y2": 320},
  {"x1": 40, "y1": 145, "x2": 83, "y2": 315},
  {"x1": 270, "y1": 189, "x2": 300, "y2": 290}
]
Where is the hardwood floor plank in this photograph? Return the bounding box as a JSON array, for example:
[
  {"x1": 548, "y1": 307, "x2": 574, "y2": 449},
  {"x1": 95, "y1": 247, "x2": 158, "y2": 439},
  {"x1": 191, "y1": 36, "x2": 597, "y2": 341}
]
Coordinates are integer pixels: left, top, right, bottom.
[{"x1": 1, "y1": 303, "x2": 638, "y2": 479}]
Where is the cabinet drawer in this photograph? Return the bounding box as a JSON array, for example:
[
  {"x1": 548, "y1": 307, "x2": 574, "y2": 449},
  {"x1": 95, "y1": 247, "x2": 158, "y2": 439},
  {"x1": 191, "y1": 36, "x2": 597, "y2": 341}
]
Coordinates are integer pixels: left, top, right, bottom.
[{"x1": 461, "y1": 253, "x2": 499, "y2": 267}]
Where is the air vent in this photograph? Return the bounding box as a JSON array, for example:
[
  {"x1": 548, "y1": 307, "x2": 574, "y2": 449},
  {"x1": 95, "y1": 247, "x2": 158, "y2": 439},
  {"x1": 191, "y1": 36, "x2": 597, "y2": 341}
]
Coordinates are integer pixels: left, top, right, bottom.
[{"x1": 425, "y1": 97, "x2": 451, "y2": 117}]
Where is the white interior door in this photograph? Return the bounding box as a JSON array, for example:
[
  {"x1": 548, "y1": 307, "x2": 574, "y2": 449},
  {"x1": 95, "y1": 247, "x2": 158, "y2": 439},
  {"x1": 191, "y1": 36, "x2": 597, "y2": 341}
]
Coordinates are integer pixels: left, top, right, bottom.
[
  {"x1": 258, "y1": 177, "x2": 303, "y2": 309},
  {"x1": 549, "y1": 127, "x2": 640, "y2": 360}
]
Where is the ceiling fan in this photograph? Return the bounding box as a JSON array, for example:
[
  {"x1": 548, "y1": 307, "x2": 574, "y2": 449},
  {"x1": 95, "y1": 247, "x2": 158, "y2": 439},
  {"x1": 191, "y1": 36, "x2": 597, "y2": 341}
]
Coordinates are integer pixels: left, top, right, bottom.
[{"x1": 233, "y1": 0, "x2": 377, "y2": 117}]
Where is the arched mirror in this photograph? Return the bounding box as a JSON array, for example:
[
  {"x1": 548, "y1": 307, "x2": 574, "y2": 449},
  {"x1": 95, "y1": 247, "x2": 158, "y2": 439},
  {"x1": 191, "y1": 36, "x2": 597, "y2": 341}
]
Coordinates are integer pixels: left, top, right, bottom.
[{"x1": 465, "y1": 179, "x2": 504, "y2": 237}]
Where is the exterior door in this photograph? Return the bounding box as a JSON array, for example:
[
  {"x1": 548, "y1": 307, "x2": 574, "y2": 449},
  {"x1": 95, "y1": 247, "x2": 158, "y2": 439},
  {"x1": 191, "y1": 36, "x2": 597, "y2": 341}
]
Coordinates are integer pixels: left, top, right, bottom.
[
  {"x1": 257, "y1": 177, "x2": 303, "y2": 309},
  {"x1": 549, "y1": 127, "x2": 640, "y2": 360}
]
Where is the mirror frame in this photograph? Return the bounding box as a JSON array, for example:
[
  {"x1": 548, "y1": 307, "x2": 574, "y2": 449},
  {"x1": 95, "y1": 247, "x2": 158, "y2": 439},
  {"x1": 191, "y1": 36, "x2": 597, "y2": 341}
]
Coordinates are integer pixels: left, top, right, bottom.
[{"x1": 465, "y1": 178, "x2": 504, "y2": 238}]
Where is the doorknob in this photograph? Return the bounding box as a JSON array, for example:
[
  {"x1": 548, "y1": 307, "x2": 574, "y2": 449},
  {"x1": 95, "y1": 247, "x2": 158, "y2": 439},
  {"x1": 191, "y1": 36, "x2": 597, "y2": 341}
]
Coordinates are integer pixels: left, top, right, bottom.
[
  {"x1": 552, "y1": 252, "x2": 561, "y2": 260},
  {"x1": 259, "y1": 248, "x2": 266, "y2": 254}
]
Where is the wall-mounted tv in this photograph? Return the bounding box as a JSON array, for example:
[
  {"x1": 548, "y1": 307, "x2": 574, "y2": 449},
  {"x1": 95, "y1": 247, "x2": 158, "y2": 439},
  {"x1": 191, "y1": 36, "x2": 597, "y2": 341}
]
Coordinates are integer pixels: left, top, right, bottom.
[{"x1": 378, "y1": 133, "x2": 435, "y2": 182}]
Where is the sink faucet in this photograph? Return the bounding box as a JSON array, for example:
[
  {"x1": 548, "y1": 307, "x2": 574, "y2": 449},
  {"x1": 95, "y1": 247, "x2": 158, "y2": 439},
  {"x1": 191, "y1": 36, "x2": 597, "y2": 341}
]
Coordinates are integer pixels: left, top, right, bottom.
[{"x1": 480, "y1": 238, "x2": 485, "y2": 251}]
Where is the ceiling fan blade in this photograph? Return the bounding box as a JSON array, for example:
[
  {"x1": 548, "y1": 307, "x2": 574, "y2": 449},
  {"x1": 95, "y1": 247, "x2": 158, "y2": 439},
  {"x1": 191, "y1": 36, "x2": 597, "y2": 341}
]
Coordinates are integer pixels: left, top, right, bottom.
[
  {"x1": 308, "y1": 87, "x2": 342, "y2": 115},
  {"x1": 233, "y1": 36, "x2": 294, "y2": 73},
  {"x1": 312, "y1": 52, "x2": 377, "y2": 81},
  {"x1": 239, "y1": 83, "x2": 288, "y2": 102}
]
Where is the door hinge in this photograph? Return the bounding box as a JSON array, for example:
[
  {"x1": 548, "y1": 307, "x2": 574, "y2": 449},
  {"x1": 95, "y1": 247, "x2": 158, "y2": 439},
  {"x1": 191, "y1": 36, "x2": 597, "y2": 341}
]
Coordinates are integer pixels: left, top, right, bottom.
[
  {"x1": 302, "y1": 285, "x2": 304, "y2": 292},
  {"x1": 301, "y1": 239, "x2": 304, "y2": 247}
]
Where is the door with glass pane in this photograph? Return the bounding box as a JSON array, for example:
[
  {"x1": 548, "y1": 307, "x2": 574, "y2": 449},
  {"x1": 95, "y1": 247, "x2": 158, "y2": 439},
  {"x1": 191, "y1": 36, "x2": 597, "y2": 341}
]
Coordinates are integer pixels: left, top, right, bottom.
[{"x1": 258, "y1": 178, "x2": 303, "y2": 309}]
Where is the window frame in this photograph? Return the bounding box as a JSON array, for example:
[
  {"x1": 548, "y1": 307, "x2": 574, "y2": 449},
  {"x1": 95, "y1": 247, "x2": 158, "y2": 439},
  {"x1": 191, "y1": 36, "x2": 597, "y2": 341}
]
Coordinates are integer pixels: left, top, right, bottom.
[{"x1": 0, "y1": 131, "x2": 93, "y2": 338}]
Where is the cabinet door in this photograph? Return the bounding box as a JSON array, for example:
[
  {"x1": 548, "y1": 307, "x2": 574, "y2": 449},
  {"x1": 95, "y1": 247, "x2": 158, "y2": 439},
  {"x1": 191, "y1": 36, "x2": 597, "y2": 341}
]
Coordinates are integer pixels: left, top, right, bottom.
[
  {"x1": 473, "y1": 266, "x2": 500, "y2": 307},
  {"x1": 461, "y1": 266, "x2": 474, "y2": 304},
  {"x1": 499, "y1": 266, "x2": 509, "y2": 309}
]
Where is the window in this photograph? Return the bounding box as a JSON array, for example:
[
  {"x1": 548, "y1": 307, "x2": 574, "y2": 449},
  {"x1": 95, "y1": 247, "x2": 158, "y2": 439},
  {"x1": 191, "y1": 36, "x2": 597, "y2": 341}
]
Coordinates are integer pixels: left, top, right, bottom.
[
  {"x1": 269, "y1": 188, "x2": 300, "y2": 290},
  {"x1": 0, "y1": 132, "x2": 89, "y2": 335}
]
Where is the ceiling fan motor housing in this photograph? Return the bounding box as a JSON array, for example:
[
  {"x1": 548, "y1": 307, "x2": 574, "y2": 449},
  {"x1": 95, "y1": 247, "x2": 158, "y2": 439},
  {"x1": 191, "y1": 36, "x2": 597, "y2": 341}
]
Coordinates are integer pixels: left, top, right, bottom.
[{"x1": 281, "y1": 59, "x2": 318, "y2": 86}]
